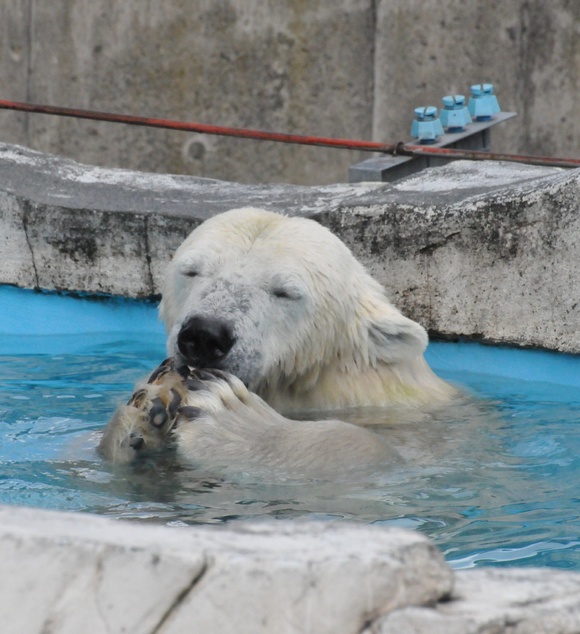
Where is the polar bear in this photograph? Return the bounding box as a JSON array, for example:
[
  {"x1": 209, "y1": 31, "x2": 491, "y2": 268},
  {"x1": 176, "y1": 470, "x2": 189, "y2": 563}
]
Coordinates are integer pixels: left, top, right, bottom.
[{"x1": 98, "y1": 208, "x2": 454, "y2": 478}]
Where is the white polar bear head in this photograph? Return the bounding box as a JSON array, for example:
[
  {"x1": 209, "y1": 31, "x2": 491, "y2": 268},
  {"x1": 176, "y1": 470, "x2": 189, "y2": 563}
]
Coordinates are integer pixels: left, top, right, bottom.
[{"x1": 160, "y1": 208, "x2": 446, "y2": 412}]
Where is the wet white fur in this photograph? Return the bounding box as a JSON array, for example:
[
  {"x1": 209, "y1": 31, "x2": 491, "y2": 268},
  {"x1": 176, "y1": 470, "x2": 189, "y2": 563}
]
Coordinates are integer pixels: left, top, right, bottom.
[
  {"x1": 99, "y1": 208, "x2": 454, "y2": 475},
  {"x1": 160, "y1": 208, "x2": 454, "y2": 414},
  {"x1": 99, "y1": 369, "x2": 401, "y2": 478}
]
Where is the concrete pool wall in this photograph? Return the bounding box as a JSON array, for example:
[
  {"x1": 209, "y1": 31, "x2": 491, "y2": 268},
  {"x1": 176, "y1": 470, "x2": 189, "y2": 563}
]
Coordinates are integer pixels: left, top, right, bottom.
[
  {"x1": 2, "y1": 142, "x2": 579, "y2": 352},
  {"x1": 1, "y1": 142, "x2": 580, "y2": 632}
]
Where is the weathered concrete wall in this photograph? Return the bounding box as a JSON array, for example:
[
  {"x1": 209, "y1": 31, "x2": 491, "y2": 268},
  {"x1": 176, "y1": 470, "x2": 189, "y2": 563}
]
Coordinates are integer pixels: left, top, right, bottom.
[
  {"x1": 324, "y1": 162, "x2": 580, "y2": 353},
  {"x1": 373, "y1": 0, "x2": 580, "y2": 163},
  {"x1": 0, "y1": 1, "x2": 578, "y2": 185},
  {"x1": 1, "y1": 504, "x2": 580, "y2": 634},
  {"x1": 1, "y1": 142, "x2": 579, "y2": 353}
]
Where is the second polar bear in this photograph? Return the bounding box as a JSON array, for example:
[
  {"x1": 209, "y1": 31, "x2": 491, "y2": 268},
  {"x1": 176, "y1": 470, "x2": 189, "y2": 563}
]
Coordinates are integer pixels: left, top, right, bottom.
[{"x1": 98, "y1": 208, "x2": 454, "y2": 477}]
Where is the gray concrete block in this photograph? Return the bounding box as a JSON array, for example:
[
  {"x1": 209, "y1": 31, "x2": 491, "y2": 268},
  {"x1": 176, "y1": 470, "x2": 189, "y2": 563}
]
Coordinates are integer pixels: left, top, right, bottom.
[
  {"x1": 0, "y1": 142, "x2": 385, "y2": 296},
  {"x1": 320, "y1": 161, "x2": 580, "y2": 353},
  {"x1": 1, "y1": 142, "x2": 579, "y2": 352},
  {"x1": 2, "y1": 504, "x2": 580, "y2": 633},
  {"x1": 0, "y1": 504, "x2": 452, "y2": 634},
  {"x1": 0, "y1": 190, "x2": 37, "y2": 288},
  {"x1": 371, "y1": 568, "x2": 580, "y2": 634}
]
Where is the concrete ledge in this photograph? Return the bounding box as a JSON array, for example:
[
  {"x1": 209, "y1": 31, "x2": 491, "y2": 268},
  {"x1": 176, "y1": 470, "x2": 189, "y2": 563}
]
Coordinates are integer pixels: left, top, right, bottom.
[
  {"x1": 370, "y1": 567, "x2": 580, "y2": 634},
  {"x1": 1, "y1": 505, "x2": 452, "y2": 634},
  {"x1": 2, "y1": 505, "x2": 580, "y2": 634},
  {"x1": 1, "y1": 142, "x2": 579, "y2": 352}
]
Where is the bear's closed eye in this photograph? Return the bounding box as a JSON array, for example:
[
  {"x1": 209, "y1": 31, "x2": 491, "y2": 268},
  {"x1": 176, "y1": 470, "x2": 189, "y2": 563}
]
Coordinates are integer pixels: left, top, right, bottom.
[{"x1": 272, "y1": 288, "x2": 294, "y2": 299}]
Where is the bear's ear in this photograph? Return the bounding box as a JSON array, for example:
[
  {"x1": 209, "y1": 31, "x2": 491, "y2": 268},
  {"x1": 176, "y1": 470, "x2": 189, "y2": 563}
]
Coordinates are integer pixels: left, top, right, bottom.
[{"x1": 367, "y1": 305, "x2": 428, "y2": 364}]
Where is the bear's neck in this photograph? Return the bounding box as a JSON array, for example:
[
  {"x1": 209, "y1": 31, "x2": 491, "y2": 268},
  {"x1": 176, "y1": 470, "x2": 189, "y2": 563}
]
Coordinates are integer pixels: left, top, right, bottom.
[{"x1": 257, "y1": 356, "x2": 455, "y2": 414}]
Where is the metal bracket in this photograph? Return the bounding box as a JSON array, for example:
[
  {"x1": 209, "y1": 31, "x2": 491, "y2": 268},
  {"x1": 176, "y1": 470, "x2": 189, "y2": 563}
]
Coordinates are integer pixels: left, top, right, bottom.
[{"x1": 349, "y1": 112, "x2": 517, "y2": 183}]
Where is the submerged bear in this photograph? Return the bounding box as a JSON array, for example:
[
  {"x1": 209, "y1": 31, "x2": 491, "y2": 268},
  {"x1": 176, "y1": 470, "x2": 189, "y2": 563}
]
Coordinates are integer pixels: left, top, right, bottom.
[{"x1": 98, "y1": 208, "x2": 455, "y2": 478}]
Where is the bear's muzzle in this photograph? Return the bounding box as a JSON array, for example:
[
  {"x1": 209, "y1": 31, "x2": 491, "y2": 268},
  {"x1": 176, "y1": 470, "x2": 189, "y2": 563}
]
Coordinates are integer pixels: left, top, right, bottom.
[{"x1": 177, "y1": 315, "x2": 236, "y2": 368}]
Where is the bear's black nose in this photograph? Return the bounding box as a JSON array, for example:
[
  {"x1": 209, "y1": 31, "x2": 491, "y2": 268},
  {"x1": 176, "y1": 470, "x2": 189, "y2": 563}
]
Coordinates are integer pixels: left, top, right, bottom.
[{"x1": 177, "y1": 316, "x2": 236, "y2": 367}]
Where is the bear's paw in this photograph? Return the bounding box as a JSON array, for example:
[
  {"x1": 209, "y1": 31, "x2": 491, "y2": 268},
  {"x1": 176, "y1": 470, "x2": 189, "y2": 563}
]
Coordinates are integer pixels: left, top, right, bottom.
[{"x1": 97, "y1": 359, "x2": 255, "y2": 464}]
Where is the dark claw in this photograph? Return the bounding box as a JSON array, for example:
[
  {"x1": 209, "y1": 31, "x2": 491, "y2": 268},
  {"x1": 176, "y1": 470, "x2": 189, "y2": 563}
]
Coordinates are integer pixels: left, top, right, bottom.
[
  {"x1": 149, "y1": 397, "x2": 169, "y2": 428},
  {"x1": 178, "y1": 406, "x2": 204, "y2": 420},
  {"x1": 129, "y1": 433, "x2": 145, "y2": 450},
  {"x1": 147, "y1": 358, "x2": 175, "y2": 384},
  {"x1": 190, "y1": 369, "x2": 216, "y2": 382},
  {"x1": 127, "y1": 389, "x2": 148, "y2": 408},
  {"x1": 206, "y1": 368, "x2": 231, "y2": 383},
  {"x1": 176, "y1": 364, "x2": 191, "y2": 379},
  {"x1": 167, "y1": 388, "x2": 182, "y2": 418},
  {"x1": 184, "y1": 377, "x2": 208, "y2": 392}
]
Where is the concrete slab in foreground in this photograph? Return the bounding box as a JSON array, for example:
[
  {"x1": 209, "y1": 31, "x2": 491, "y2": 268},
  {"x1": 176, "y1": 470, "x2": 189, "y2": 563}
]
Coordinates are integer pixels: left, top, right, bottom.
[
  {"x1": 2, "y1": 504, "x2": 580, "y2": 634},
  {"x1": 0, "y1": 505, "x2": 451, "y2": 634},
  {"x1": 1, "y1": 142, "x2": 579, "y2": 352}
]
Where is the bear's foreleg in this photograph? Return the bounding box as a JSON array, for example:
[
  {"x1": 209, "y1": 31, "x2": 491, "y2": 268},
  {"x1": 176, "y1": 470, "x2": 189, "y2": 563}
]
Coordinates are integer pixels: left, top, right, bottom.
[{"x1": 98, "y1": 359, "x2": 398, "y2": 477}]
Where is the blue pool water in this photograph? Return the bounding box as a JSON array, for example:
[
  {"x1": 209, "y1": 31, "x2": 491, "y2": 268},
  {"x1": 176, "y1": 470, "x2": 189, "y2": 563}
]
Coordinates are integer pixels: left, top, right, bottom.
[{"x1": 0, "y1": 286, "x2": 579, "y2": 570}]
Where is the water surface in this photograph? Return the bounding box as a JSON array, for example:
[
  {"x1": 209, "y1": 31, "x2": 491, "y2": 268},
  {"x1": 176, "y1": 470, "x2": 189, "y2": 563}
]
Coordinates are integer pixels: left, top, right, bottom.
[{"x1": 1, "y1": 286, "x2": 579, "y2": 570}]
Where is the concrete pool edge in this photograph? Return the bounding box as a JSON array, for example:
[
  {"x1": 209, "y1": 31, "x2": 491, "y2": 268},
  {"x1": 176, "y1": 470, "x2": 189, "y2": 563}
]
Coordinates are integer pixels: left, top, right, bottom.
[
  {"x1": 1, "y1": 142, "x2": 579, "y2": 353},
  {"x1": 1, "y1": 504, "x2": 580, "y2": 633},
  {"x1": 2, "y1": 144, "x2": 580, "y2": 631}
]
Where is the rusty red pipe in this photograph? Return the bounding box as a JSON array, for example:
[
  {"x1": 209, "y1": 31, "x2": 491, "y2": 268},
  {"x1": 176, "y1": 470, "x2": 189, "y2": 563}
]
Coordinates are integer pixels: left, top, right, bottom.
[
  {"x1": 0, "y1": 98, "x2": 396, "y2": 153},
  {"x1": 0, "y1": 98, "x2": 578, "y2": 169},
  {"x1": 401, "y1": 144, "x2": 580, "y2": 169}
]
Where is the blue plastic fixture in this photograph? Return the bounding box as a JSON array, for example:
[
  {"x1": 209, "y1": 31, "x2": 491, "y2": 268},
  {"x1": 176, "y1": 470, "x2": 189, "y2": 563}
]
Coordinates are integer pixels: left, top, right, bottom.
[
  {"x1": 440, "y1": 95, "x2": 472, "y2": 132},
  {"x1": 410, "y1": 106, "x2": 444, "y2": 144},
  {"x1": 468, "y1": 83, "x2": 501, "y2": 121}
]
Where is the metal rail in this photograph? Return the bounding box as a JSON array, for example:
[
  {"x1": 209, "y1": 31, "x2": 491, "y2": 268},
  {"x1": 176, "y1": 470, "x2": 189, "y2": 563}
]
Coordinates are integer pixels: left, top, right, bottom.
[{"x1": 1, "y1": 98, "x2": 578, "y2": 169}]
